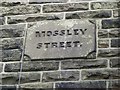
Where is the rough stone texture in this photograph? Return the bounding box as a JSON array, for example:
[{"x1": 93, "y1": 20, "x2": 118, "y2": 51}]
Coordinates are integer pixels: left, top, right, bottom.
[
  {"x1": 108, "y1": 80, "x2": 120, "y2": 90},
  {"x1": 98, "y1": 39, "x2": 109, "y2": 48},
  {"x1": 113, "y1": 9, "x2": 120, "y2": 17},
  {"x1": 0, "y1": 17, "x2": 5, "y2": 25},
  {"x1": 42, "y1": 71, "x2": 79, "y2": 82},
  {"x1": 2, "y1": 73, "x2": 40, "y2": 85},
  {"x1": 82, "y1": 69, "x2": 120, "y2": 80},
  {"x1": 61, "y1": 59, "x2": 107, "y2": 70},
  {"x1": 0, "y1": 63, "x2": 3, "y2": 73},
  {"x1": 20, "y1": 83, "x2": 53, "y2": 89},
  {"x1": 1, "y1": 38, "x2": 23, "y2": 50},
  {"x1": 43, "y1": 3, "x2": 89, "y2": 13},
  {"x1": 55, "y1": 81, "x2": 106, "y2": 89},
  {"x1": 0, "y1": 0, "x2": 28, "y2": 3},
  {"x1": 5, "y1": 61, "x2": 59, "y2": 72},
  {"x1": 29, "y1": 0, "x2": 68, "y2": 4},
  {"x1": 1, "y1": 5, "x2": 41, "y2": 16},
  {"x1": 98, "y1": 30, "x2": 109, "y2": 38},
  {"x1": 1, "y1": 86, "x2": 16, "y2": 90},
  {"x1": 7, "y1": 13, "x2": 64, "y2": 24},
  {"x1": 102, "y1": 19, "x2": 120, "y2": 29},
  {"x1": 109, "y1": 29, "x2": 120, "y2": 38},
  {"x1": 0, "y1": 24, "x2": 25, "y2": 38},
  {"x1": 2, "y1": 49, "x2": 22, "y2": 61},
  {"x1": 98, "y1": 49, "x2": 120, "y2": 57},
  {"x1": 71, "y1": 0, "x2": 95, "y2": 2},
  {"x1": 91, "y1": 2, "x2": 119, "y2": 10},
  {"x1": 0, "y1": 2, "x2": 25, "y2": 7},
  {"x1": 111, "y1": 39, "x2": 120, "y2": 47},
  {"x1": 110, "y1": 58, "x2": 120, "y2": 68},
  {"x1": 66, "y1": 10, "x2": 112, "y2": 19}
]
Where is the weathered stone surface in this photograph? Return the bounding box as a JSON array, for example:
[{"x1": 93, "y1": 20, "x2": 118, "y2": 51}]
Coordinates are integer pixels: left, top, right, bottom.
[
  {"x1": 66, "y1": 10, "x2": 111, "y2": 19},
  {"x1": 110, "y1": 58, "x2": 120, "y2": 68},
  {"x1": 29, "y1": 0, "x2": 68, "y2": 4},
  {"x1": 0, "y1": 63, "x2": 3, "y2": 73},
  {"x1": 0, "y1": 24, "x2": 25, "y2": 38},
  {"x1": 20, "y1": 83, "x2": 53, "y2": 89},
  {"x1": 0, "y1": 2, "x2": 25, "y2": 7},
  {"x1": 25, "y1": 20, "x2": 96, "y2": 59},
  {"x1": 43, "y1": 3, "x2": 89, "y2": 13},
  {"x1": 2, "y1": 38, "x2": 23, "y2": 50},
  {"x1": 91, "y1": 2, "x2": 119, "y2": 10},
  {"x1": 42, "y1": 71, "x2": 79, "y2": 82},
  {"x1": 82, "y1": 69, "x2": 120, "y2": 80},
  {"x1": 2, "y1": 73, "x2": 40, "y2": 85},
  {"x1": 102, "y1": 19, "x2": 120, "y2": 29},
  {"x1": 98, "y1": 49, "x2": 120, "y2": 57},
  {"x1": 98, "y1": 39, "x2": 109, "y2": 48},
  {"x1": 98, "y1": 30, "x2": 109, "y2": 38},
  {"x1": 7, "y1": 13, "x2": 64, "y2": 24},
  {"x1": 0, "y1": 0, "x2": 28, "y2": 3},
  {"x1": 61, "y1": 59, "x2": 107, "y2": 70},
  {"x1": 55, "y1": 81, "x2": 106, "y2": 89},
  {"x1": 108, "y1": 80, "x2": 120, "y2": 90},
  {"x1": 1, "y1": 5, "x2": 41, "y2": 16},
  {"x1": 71, "y1": 0, "x2": 95, "y2": 2},
  {"x1": 113, "y1": 9, "x2": 120, "y2": 17},
  {"x1": 1, "y1": 86, "x2": 16, "y2": 90},
  {"x1": 111, "y1": 39, "x2": 120, "y2": 47},
  {"x1": 0, "y1": 17, "x2": 5, "y2": 25},
  {"x1": 109, "y1": 29, "x2": 120, "y2": 38},
  {"x1": 5, "y1": 61, "x2": 59, "y2": 72},
  {"x1": 2, "y1": 49, "x2": 22, "y2": 61}
]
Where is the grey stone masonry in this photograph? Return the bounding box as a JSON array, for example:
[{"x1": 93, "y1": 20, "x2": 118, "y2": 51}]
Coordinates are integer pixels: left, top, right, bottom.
[
  {"x1": 1, "y1": 5, "x2": 41, "y2": 16},
  {"x1": 56, "y1": 81, "x2": 106, "y2": 89},
  {"x1": 0, "y1": 24, "x2": 25, "y2": 38},
  {"x1": 81, "y1": 69, "x2": 120, "y2": 80},
  {"x1": 66, "y1": 10, "x2": 112, "y2": 19},
  {"x1": 111, "y1": 39, "x2": 120, "y2": 47},
  {"x1": 61, "y1": 59, "x2": 107, "y2": 69},
  {"x1": 0, "y1": 17, "x2": 5, "y2": 25},
  {"x1": 7, "y1": 13, "x2": 64, "y2": 24},
  {"x1": 42, "y1": 71, "x2": 79, "y2": 82},
  {"x1": 43, "y1": 3, "x2": 89, "y2": 13},
  {"x1": 110, "y1": 58, "x2": 120, "y2": 68},
  {"x1": 20, "y1": 83, "x2": 53, "y2": 89},
  {"x1": 91, "y1": 2, "x2": 119, "y2": 10},
  {"x1": 4, "y1": 61, "x2": 59, "y2": 72},
  {"x1": 0, "y1": 0, "x2": 120, "y2": 89},
  {"x1": 29, "y1": 0, "x2": 69, "y2": 4},
  {"x1": 2, "y1": 73, "x2": 41, "y2": 85},
  {"x1": 102, "y1": 19, "x2": 120, "y2": 29}
]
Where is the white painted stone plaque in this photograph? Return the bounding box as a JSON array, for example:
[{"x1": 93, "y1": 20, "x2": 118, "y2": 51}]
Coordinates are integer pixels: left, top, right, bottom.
[{"x1": 25, "y1": 20, "x2": 96, "y2": 59}]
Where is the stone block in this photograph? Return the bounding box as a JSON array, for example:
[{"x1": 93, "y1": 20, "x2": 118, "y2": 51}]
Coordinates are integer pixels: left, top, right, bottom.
[
  {"x1": 43, "y1": 3, "x2": 89, "y2": 13},
  {"x1": 5, "y1": 61, "x2": 59, "y2": 72},
  {"x1": 61, "y1": 59, "x2": 107, "y2": 70},
  {"x1": 0, "y1": 24, "x2": 25, "y2": 38},
  {"x1": 111, "y1": 39, "x2": 120, "y2": 47},
  {"x1": 98, "y1": 49, "x2": 120, "y2": 57},
  {"x1": 110, "y1": 58, "x2": 120, "y2": 68},
  {"x1": 98, "y1": 39, "x2": 109, "y2": 48},
  {"x1": 55, "y1": 81, "x2": 106, "y2": 89},
  {"x1": 91, "y1": 2, "x2": 119, "y2": 10},
  {"x1": 66, "y1": 10, "x2": 112, "y2": 19},
  {"x1": 102, "y1": 19, "x2": 120, "y2": 29},
  {"x1": 82, "y1": 69, "x2": 120, "y2": 80},
  {"x1": 42, "y1": 71, "x2": 79, "y2": 82}
]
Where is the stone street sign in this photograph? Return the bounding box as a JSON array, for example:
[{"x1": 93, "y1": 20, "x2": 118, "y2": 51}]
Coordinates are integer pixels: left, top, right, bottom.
[{"x1": 25, "y1": 20, "x2": 96, "y2": 59}]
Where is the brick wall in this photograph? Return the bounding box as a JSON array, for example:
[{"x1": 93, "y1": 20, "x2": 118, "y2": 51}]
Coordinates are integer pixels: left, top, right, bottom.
[{"x1": 0, "y1": 0, "x2": 120, "y2": 90}]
